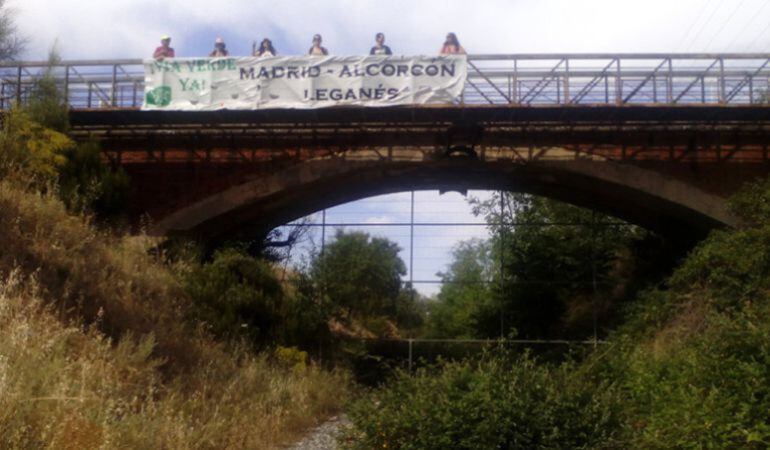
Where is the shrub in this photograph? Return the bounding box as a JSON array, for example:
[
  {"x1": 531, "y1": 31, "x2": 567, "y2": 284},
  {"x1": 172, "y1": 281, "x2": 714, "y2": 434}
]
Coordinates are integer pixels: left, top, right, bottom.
[
  {"x1": 343, "y1": 353, "x2": 620, "y2": 449},
  {"x1": 0, "y1": 109, "x2": 70, "y2": 185},
  {"x1": 182, "y1": 247, "x2": 285, "y2": 345},
  {"x1": 58, "y1": 139, "x2": 131, "y2": 218}
]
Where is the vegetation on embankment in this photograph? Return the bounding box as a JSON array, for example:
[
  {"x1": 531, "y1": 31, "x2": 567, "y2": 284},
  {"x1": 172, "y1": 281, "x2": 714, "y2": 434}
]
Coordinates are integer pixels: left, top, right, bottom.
[
  {"x1": 343, "y1": 178, "x2": 770, "y2": 449},
  {"x1": 0, "y1": 181, "x2": 350, "y2": 449},
  {"x1": 0, "y1": 83, "x2": 351, "y2": 449}
]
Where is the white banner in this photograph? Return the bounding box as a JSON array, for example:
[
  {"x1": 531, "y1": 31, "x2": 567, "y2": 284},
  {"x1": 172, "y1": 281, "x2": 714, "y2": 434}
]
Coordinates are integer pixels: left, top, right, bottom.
[{"x1": 142, "y1": 55, "x2": 467, "y2": 110}]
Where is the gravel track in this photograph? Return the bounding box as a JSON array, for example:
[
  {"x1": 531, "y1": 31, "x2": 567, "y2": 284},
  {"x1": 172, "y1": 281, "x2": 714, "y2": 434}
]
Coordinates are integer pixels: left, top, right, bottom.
[{"x1": 287, "y1": 415, "x2": 351, "y2": 450}]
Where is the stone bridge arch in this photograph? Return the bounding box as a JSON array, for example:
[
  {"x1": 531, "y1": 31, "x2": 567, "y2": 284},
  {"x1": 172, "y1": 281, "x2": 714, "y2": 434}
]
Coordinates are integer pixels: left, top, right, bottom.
[{"x1": 149, "y1": 147, "x2": 740, "y2": 243}]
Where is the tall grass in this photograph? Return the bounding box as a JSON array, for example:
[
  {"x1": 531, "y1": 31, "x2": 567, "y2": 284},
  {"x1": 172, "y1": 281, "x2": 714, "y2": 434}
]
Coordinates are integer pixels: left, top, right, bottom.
[{"x1": 0, "y1": 181, "x2": 350, "y2": 448}]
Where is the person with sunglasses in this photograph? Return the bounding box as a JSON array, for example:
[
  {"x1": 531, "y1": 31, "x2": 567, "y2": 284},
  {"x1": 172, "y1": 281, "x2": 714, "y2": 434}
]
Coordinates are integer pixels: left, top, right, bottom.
[{"x1": 308, "y1": 34, "x2": 329, "y2": 55}]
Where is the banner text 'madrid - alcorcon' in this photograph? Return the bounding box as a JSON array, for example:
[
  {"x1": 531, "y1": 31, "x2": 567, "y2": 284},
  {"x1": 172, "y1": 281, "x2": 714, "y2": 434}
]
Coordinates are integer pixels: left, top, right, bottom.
[{"x1": 143, "y1": 55, "x2": 467, "y2": 110}]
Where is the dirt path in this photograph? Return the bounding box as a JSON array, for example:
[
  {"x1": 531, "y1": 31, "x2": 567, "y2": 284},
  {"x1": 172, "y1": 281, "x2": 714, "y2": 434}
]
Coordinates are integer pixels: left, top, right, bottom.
[{"x1": 287, "y1": 415, "x2": 351, "y2": 450}]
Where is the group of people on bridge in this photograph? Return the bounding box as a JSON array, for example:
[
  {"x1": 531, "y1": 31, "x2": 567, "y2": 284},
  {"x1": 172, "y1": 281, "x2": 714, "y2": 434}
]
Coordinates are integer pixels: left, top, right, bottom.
[{"x1": 152, "y1": 32, "x2": 467, "y2": 60}]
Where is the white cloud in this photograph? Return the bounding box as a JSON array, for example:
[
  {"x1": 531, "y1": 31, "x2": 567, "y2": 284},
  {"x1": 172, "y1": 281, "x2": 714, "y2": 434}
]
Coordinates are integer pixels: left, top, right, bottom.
[{"x1": 11, "y1": 0, "x2": 770, "y2": 60}]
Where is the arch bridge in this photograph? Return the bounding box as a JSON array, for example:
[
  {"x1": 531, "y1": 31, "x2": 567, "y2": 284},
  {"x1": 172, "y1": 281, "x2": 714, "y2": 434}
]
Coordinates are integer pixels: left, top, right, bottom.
[{"x1": 2, "y1": 53, "x2": 769, "y2": 243}]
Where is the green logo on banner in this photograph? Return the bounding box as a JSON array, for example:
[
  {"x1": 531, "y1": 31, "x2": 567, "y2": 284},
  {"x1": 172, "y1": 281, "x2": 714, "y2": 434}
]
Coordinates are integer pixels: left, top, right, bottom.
[{"x1": 146, "y1": 86, "x2": 172, "y2": 107}]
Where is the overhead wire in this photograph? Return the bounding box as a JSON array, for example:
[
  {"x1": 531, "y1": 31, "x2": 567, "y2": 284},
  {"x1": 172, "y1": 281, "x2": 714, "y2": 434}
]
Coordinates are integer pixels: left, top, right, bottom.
[
  {"x1": 724, "y1": 0, "x2": 770, "y2": 50},
  {"x1": 746, "y1": 16, "x2": 770, "y2": 50},
  {"x1": 677, "y1": 0, "x2": 717, "y2": 51},
  {"x1": 685, "y1": 0, "x2": 726, "y2": 51},
  {"x1": 702, "y1": 0, "x2": 750, "y2": 51}
]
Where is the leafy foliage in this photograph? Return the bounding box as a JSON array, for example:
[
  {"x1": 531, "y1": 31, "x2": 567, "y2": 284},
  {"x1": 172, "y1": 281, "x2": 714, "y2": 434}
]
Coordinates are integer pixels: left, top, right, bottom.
[
  {"x1": 426, "y1": 239, "x2": 495, "y2": 338},
  {"x1": 183, "y1": 247, "x2": 285, "y2": 344},
  {"x1": 348, "y1": 179, "x2": 770, "y2": 448},
  {"x1": 57, "y1": 140, "x2": 131, "y2": 217},
  {"x1": 343, "y1": 353, "x2": 620, "y2": 449},
  {"x1": 311, "y1": 230, "x2": 406, "y2": 318},
  {"x1": 429, "y1": 193, "x2": 645, "y2": 339},
  {"x1": 0, "y1": 109, "x2": 70, "y2": 184},
  {"x1": 727, "y1": 176, "x2": 770, "y2": 228}
]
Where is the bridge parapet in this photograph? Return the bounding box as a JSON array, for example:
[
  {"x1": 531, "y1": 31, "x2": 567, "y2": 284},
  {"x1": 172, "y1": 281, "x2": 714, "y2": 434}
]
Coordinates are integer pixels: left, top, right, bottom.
[{"x1": 1, "y1": 53, "x2": 769, "y2": 109}]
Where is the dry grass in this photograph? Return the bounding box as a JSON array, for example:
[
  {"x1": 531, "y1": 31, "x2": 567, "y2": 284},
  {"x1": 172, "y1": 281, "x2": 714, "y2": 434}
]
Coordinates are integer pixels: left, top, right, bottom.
[{"x1": 0, "y1": 182, "x2": 350, "y2": 448}]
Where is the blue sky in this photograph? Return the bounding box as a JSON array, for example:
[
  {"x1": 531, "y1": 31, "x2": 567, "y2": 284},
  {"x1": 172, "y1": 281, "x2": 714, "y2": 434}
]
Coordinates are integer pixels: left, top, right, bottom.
[{"x1": 11, "y1": 0, "x2": 770, "y2": 295}]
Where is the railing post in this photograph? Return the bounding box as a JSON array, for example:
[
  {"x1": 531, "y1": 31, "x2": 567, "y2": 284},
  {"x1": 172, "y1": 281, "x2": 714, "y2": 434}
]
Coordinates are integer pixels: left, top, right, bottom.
[
  {"x1": 563, "y1": 58, "x2": 570, "y2": 105},
  {"x1": 111, "y1": 64, "x2": 118, "y2": 107},
  {"x1": 15, "y1": 65, "x2": 22, "y2": 105},
  {"x1": 87, "y1": 82, "x2": 92, "y2": 108},
  {"x1": 718, "y1": 57, "x2": 725, "y2": 104},
  {"x1": 512, "y1": 59, "x2": 518, "y2": 104},
  {"x1": 63, "y1": 65, "x2": 70, "y2": 108},
  {"x1": 615, "y1": 58, "x2": 622, "y2": 105},
  {"x1": 667, "y1": 58, "x2": 673, "y2": 103},
  {"x1": 508, "y1": 74, "x2": 513, "y2": 104}
]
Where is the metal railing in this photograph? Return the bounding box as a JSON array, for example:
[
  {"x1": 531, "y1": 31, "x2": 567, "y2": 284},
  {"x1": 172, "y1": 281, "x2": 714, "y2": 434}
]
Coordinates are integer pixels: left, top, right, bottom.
[{"x1": 1, "y1": 53, "x2": 769, "y2": 109}]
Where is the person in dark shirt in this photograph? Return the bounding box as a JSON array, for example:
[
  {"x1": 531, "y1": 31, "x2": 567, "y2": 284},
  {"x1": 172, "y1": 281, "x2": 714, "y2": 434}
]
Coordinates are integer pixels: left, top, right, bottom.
[
  {"x1": 153, "y1": 35, "x2": 175, "y2": 60},
  {"x1": 257, "y1": 38, "x2": 277, "y2": 57},
  {"x1": 209, "y1": 37, "x2": 229, "y2": 57},
  {"x1": 308, "y1": 34, "x2": 329, "y2": 55},
  {"x1": 370, "y1": 32, "x2": 392, "y2": 55}
]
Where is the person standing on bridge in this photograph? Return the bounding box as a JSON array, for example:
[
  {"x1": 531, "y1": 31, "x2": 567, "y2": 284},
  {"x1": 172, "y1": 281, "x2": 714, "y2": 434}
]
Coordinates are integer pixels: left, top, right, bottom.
[
  {"x1": 439, "y1": 32, "x2": 466, "y2": 55},
  {"x1": 256, "y1": 38, "x2": 277, "y2": 57},
  {"x1": 370, "y1": 32, "x2": 392, "y2": 55},
  {"x1": 209, "y1": 37, "x2": 229, "y2": 57},
  {"x1": 308, "y1": 34, "x2": 329, "y2": 56},
  {"x1": 153, "y1": 35, "x2": 175, "y2": 60}
]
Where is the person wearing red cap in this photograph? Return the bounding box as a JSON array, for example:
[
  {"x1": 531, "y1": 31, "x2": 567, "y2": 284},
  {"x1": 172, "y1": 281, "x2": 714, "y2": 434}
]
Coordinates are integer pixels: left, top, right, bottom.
[{"x1": 153, "y1": 35, "x2": 175, "y2": 60}]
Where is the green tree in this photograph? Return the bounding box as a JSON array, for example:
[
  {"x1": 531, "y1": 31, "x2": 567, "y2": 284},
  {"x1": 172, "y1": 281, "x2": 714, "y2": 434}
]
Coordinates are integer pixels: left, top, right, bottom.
[
  {"x1": 429, "y1": 193, "x2": 643, "y2": 340},
  {"x1": 183, "y1": 247, "x2": 285, "y2": 345},
  {"x1": 427, "y1": 239, "x2": 495, "y2": 338},
  {"x1": 309, "y1": 230, "x2": 409, "y2": 323},
  {"x1": 481, "y1": 193, "x2": 642, "y2": 338}
]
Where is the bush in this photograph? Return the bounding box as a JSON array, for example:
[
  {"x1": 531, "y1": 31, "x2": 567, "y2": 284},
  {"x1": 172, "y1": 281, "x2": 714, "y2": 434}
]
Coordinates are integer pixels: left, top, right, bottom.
[
  {"x1": 613, "y1": 303, "x2": 770, "y2": 448},
  {"x1": 0, "y1": 182, "x2": 351, "y2": 448},
  {"x1": 0, "y1": 109, "x2": 70, "y2": 184},
  {"x1": 343, "y1": 353, "x2": 620, "y2": 449},
  {"x1": 344, "y1": 177, "x2": 770, "y2": 449},
  {"x1": 58, "y1": 139, "x2": 131, "y2": 218},
  {"x1": 182, "y1": 247, "x2": 285, "y2": 345}
]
